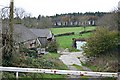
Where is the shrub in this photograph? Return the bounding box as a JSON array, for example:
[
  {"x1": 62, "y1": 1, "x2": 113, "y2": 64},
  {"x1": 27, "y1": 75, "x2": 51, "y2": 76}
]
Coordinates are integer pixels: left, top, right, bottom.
[
  {"x1": 46, "y1": 40, "x2": 58, "y2": 53},
  {"x1": 82, "y1": 27, "x2": 119, "y2": 57},
  {"x1": 79, "y1": 29, "x2": 96, "y2": 34},
  {"x1": 20, "y1": 48, "x2": 38, "y2": 58},
  {"x1": 54, "y1": 32, "x2": 74, "y2": 37}
]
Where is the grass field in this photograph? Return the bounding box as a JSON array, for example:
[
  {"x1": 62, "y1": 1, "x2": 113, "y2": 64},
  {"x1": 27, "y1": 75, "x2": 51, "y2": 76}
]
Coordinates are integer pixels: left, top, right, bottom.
[
  {"x1": 51, "y1": 26, "x2": 96, "y2": 49},
  {"x1": 56, "y1": 33, "x2": 92, "y2": 49},
  {"x1": 51, "y1": 26, "x2": 96, "y2": 35}
]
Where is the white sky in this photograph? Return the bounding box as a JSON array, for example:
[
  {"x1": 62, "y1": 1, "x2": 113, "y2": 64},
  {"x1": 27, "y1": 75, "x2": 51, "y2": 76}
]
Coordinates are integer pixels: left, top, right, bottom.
[{"x1": 0, "y1": 0, "x2": 119, "y2": 17}]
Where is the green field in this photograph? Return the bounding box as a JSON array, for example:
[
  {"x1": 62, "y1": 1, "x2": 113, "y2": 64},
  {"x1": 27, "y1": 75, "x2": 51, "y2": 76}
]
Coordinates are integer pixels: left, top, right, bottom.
[
  {"x1": 51, "y1": 26, "x2": 96, "y2": 49},
  {"x1": 51, "y1": 26, "x2": 96, "y2": 35},
  {"x1": 56, "y1": 33, "x2": 92, "y2": 49}
]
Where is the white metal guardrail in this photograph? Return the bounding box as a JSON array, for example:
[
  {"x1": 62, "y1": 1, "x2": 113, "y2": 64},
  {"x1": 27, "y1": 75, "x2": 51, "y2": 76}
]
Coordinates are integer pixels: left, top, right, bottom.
[{"x1": 0, "y1": 66, "x2": 118, "y2": 79}]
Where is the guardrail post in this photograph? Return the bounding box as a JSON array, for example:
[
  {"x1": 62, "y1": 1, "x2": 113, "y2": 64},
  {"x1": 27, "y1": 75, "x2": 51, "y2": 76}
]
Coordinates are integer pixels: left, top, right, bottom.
[{"x1": 16, "y1": 72, "x2": 18, "y2": 80}]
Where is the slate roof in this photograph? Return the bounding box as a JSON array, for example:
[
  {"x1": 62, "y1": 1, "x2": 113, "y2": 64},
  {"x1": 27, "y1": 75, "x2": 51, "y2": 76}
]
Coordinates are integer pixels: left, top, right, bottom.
[
  {"x1": 0, "y1": 23, "x2": 38, "y2": 42},
  {"x1": 0, "y1": 23, "x2": 53, "y2": 44},
  {"x1": 30, "y1": 29, "x2": 53, "y2": 39},
  {"x1": 14, "y1": 24, "x2": 38, "y2": 43}
]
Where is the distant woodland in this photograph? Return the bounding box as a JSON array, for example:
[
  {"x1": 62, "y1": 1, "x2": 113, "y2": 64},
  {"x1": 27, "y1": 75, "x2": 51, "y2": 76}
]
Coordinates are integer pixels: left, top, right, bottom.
[{"x1": 1, "y1": 7, "x2": 114, "y2": 28}]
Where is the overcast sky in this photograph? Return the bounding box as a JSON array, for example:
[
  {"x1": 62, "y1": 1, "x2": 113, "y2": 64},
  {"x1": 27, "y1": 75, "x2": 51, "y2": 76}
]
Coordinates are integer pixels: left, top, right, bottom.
[{"x1": 0, "y1": 0, "x2": 119, "y2": 17}]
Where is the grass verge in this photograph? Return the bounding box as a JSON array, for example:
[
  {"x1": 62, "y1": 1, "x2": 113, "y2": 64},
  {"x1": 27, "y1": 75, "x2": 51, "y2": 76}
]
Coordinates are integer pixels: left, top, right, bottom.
[
  {"x1": 2, "y1": 53, "x2": 69, "y2": 78},
  {"x1": 72, "y1": 64, "x2": 84, "y2": 71}
]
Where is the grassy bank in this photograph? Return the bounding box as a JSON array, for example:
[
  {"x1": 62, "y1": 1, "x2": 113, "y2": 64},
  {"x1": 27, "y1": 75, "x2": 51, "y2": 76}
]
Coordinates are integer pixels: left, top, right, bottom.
[
  {"x1": 72, "y1": 64, "x2": 117, "y2": 80},
  {"x1": 3, "y1": 53, "x2": 69, "y2": 78}
]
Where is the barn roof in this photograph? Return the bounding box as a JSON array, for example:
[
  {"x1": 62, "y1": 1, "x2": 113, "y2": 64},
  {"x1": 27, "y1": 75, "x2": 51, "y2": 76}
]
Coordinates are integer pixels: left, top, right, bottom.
[
  {"x1": 0, "y1": 23, "x2": 38, "y2": 43},
  {"x1": 14, "y1": 24, "x2": 38, "y2": 43},
  {"x1": 30, "y1": 29, "x2": 53, "y2": 39},
  {"x1": 0, "y1": 23, "x2": 54, "y2": 43}
]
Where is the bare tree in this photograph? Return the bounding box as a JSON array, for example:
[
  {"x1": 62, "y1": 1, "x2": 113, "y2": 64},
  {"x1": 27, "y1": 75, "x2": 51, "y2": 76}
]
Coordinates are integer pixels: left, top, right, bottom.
[
  {"x1": 24, "y1": 13, "x2": 32, "y2": 18},
  {"x1": 37, "y1": 17, "x2": 52, "y2": 28},
  {"x1": 1, "y1": 7, "x2": 28, "y2": 20},
  {"x1": 1, "y1": 8, "x2": 10, "y2": 19},
  {"x1": 14, "y1": 8, "x2": 25, "y2": 19},
  {"x1": 97, "y1": 10, "x2": 118, "y2": 31}
]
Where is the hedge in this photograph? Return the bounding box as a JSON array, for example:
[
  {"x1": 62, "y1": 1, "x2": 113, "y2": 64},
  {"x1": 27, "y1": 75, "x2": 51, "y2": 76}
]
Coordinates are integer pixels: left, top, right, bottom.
[
  {"x1": 54, "y1": 32, "x2": 75, "y2": 37},
  {"x1": 82, "y1": 28, "x2": 119, "y2": 57}
]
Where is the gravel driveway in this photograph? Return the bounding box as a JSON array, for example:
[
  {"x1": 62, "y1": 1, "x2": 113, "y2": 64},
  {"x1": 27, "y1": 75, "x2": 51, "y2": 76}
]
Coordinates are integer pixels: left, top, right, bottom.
[{"x1": 59, "y1": 52, "x2": 86, "y2": 66}]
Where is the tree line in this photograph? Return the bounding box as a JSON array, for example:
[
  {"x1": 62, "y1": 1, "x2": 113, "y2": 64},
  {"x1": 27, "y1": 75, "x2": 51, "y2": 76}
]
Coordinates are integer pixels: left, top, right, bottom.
[{"x1": 1, "y1": 7, "x2": 113, "y2": 29}]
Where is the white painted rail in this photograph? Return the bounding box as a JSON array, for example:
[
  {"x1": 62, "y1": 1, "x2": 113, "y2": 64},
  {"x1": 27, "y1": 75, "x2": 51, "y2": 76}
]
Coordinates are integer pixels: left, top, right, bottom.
[{"x1": 0, "y1": 66, "x2": 118, "y2": 78}]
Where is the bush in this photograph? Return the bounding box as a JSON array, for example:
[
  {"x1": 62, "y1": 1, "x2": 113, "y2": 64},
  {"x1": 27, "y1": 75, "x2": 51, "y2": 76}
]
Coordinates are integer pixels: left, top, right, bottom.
[
  {"x1": 82, "y1": 27, "x2": 119, "y2": 57},
  {"x1": 79, "y1": 29, "x2": 96, "y2": 34},
  {"x1": 20, "y1": 48, "x2": 38, "y2": 58},
  {"x1": 54, "y1": 32, "x2": 74, "y2": 37},
  {"x1": 46, "y1": 40, "x2": 58, "y2": 53}
]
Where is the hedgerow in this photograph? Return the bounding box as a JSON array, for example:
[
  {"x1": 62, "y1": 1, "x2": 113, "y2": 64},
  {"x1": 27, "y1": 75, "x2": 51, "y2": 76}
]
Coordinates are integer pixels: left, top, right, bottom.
[{"x1": 82, "y1": 27, "x2": 119, "y2": 57}]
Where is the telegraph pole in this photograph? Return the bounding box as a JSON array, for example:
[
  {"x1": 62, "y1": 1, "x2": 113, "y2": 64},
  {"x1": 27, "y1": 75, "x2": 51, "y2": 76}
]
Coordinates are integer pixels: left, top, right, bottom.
[
  {"x1": 9, "y1": 0, "x2": 14, "y2": 45},
  {"x1": 2, "y1": 0, "x2": 15, "y2": 67},
  {"x1": 118, "y1": 2, "x2": 120, "y2": 80}
]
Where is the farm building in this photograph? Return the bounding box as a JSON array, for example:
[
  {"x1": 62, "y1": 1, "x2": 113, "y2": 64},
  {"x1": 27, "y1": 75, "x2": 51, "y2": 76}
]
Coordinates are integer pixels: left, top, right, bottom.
[
  {"x1": 1, "y1": 24, "x2": 41, "y2": 48},
  {"x1": 72, "y1": 38, "x2": 86, "y2": 50},
  {"x1": 30, "y1": 29, "x2": 54, "y2": 48},
  {"x1": 13, "y1": 24, "x2": 41, "y2": 48},
  {"x1": 1, "y1": 22, "x2": 55, "y2": 54}
]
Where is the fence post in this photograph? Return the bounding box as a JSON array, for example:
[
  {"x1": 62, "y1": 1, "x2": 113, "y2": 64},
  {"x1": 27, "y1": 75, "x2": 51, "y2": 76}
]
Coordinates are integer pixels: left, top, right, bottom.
[{"x1": 16, "y1": 72, "x2": 18, "y2": 80}]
